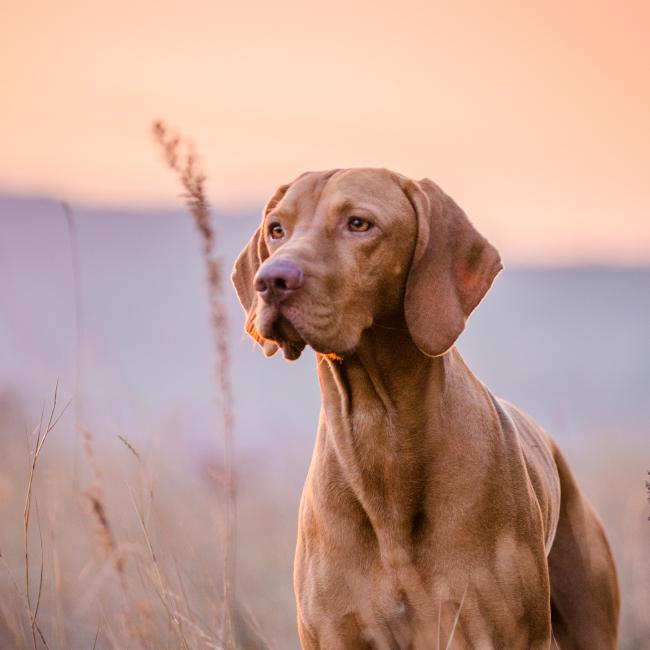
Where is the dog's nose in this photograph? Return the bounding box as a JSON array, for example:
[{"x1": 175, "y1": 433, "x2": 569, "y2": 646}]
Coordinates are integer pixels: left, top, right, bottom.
[{"x1": 254, "y1": 259, "x2": 304, "y2": 304}]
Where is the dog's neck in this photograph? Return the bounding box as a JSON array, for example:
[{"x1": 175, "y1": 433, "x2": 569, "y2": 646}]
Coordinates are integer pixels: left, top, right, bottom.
[
  {"x1": 314, "y1": 324, "x2": 455, "y2": 548},
  {"x1": 317, "y1": 324, "x2": 446, "y2": 424}
]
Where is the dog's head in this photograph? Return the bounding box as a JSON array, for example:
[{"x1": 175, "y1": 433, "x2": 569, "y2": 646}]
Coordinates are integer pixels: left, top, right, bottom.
[{"x1": 232, "y1": 168, "x2": 502, "y2": 360}]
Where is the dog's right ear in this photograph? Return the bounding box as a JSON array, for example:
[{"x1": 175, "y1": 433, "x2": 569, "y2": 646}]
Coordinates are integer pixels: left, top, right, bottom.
[
  {"x1": 399, "y1": 177, "x2": 502, "y2": 357},
  {"x1": 231, "y1": 183, "x2": 290, "y2": 357}
]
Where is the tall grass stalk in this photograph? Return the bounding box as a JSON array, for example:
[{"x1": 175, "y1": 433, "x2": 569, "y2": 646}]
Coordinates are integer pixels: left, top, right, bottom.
[
  {"x1": 23, "y1": 383, "x2": 69, "y2": 650},
  {"x1": 152, "y1": 120, "x2": 237, "y2": 650},
  {"x1": 62, "y1": 202, "x2": 84, "y2": 491}
]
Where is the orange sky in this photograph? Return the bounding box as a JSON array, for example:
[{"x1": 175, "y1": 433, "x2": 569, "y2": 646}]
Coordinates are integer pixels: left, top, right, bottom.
[{"x1": 2, "y1": 0, "x2": 649, "y2": 263}]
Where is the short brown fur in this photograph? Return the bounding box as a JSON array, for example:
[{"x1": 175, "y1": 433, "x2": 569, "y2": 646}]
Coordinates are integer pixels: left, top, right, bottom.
[{"x1": 232, "y1": 168, "x2": 619, "y2": 649}]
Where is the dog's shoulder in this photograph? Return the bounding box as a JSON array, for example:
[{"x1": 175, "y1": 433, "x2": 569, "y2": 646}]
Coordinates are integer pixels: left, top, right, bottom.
[{"x1": 490, "y1": 395, "x2": 561, "y2": 554}]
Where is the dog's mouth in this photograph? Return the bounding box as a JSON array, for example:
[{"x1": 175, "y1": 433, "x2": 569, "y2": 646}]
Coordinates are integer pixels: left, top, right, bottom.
[
  {"x1": 257, "y1": 299, "x2": 358, "y2": 361},
  {"x1": 258, "y1": 305, "x2": 306, "y2": 361}
]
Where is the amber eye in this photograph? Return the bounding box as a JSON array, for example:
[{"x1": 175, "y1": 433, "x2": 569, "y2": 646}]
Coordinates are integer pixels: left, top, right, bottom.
[
  {"x1": 268, "y1": 222, "x2": 285, "y2": 240},
  {"x1": 347, "y1": 216, "x2": 372, "y2": 233}
]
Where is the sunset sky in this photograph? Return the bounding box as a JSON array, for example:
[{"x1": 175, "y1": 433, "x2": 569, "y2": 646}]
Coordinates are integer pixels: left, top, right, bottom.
[{"x1": 2, "y1": 0, "x2": 649, "y2": 263}]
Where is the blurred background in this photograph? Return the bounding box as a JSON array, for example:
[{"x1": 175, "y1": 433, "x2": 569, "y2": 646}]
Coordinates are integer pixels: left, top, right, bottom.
[{"x1": 1, "y1": 1, "x2": 649, "y2": 648}]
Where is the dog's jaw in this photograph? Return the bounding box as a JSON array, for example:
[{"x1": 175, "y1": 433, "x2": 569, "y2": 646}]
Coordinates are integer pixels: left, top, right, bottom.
[{"x1": 256, "y1": 306, "x2": 306, "y2": 361}]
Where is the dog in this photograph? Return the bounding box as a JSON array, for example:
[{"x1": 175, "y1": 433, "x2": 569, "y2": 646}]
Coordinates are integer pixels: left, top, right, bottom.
[{"x1": 232, "y1": 168, "x2": 620, "y2": 649}]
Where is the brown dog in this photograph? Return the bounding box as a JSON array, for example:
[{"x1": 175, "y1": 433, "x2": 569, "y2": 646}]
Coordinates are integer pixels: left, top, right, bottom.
[{"x1": 232, "y1": 169, "x2": 619, "y2": 649}]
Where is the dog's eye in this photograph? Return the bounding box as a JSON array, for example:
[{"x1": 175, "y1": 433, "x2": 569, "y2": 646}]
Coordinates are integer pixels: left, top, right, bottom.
[
  {"x1": 268, "y1": 222, "x2": 285, "y2": 240},
  {"x1": 347, "y1": 217, "x2": 372, "y2": 233}
]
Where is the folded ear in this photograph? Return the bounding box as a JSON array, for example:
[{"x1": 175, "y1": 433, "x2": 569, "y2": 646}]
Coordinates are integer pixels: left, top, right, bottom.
[
  {"x1": 231, "y1": 183, "x2": 290, "y2": 357},
  {"x1": 400, "y1": 177, "x2": 503, "y2": 357}
]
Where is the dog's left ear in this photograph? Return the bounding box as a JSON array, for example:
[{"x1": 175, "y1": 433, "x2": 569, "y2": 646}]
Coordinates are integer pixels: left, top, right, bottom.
[
  {"x1": 231, "y1": 183, "x2": 290, "y2": 357},
  {"x1": 399, "y1": 177, "x2": 503, "y2": 357}
]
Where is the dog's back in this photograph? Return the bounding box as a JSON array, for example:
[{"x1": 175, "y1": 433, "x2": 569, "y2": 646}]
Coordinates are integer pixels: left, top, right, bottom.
[{"x1": 499, "y1": 397, "x2": 620, "y2": 648}]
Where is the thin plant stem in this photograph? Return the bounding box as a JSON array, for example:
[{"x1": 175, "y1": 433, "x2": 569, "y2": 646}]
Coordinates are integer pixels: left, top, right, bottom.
[{"x1": 152, "y1": 120, "x2": 237, "y2": 649}]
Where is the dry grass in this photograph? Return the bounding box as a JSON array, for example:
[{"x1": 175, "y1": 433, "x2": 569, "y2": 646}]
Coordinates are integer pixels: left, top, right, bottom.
[
  {"x1": 152, "y1": 120, "x2": 237, "y2": 650},
  {"x1": 0, "y1": 128, "x2": 261, "y2": 649},
  {"x1": 23, "y1": 382, "x2": 70, "y2": 650},
  {"x1": 0, "y1": 392, "x2": 270, "y2": 649}
]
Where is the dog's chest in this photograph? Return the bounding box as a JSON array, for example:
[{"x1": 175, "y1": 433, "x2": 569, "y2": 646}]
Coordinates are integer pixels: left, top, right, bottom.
[
  {"x1": 347, "y1": 402, "x2": 426, "y2": 509},
  {"x1": 299, "y1": 553, "x2": 417, "y2": 647}
]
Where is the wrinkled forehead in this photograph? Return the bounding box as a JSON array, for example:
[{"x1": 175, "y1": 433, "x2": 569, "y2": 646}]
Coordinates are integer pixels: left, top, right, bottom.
[{"x1": 276, "y1": 168, "x2": 410, "y2": 218}]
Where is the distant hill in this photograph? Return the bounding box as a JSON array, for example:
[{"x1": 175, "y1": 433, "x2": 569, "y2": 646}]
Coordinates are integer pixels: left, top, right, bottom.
[{"x1": 1, "y1": 195, "x2": 648, "y2": 458}]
